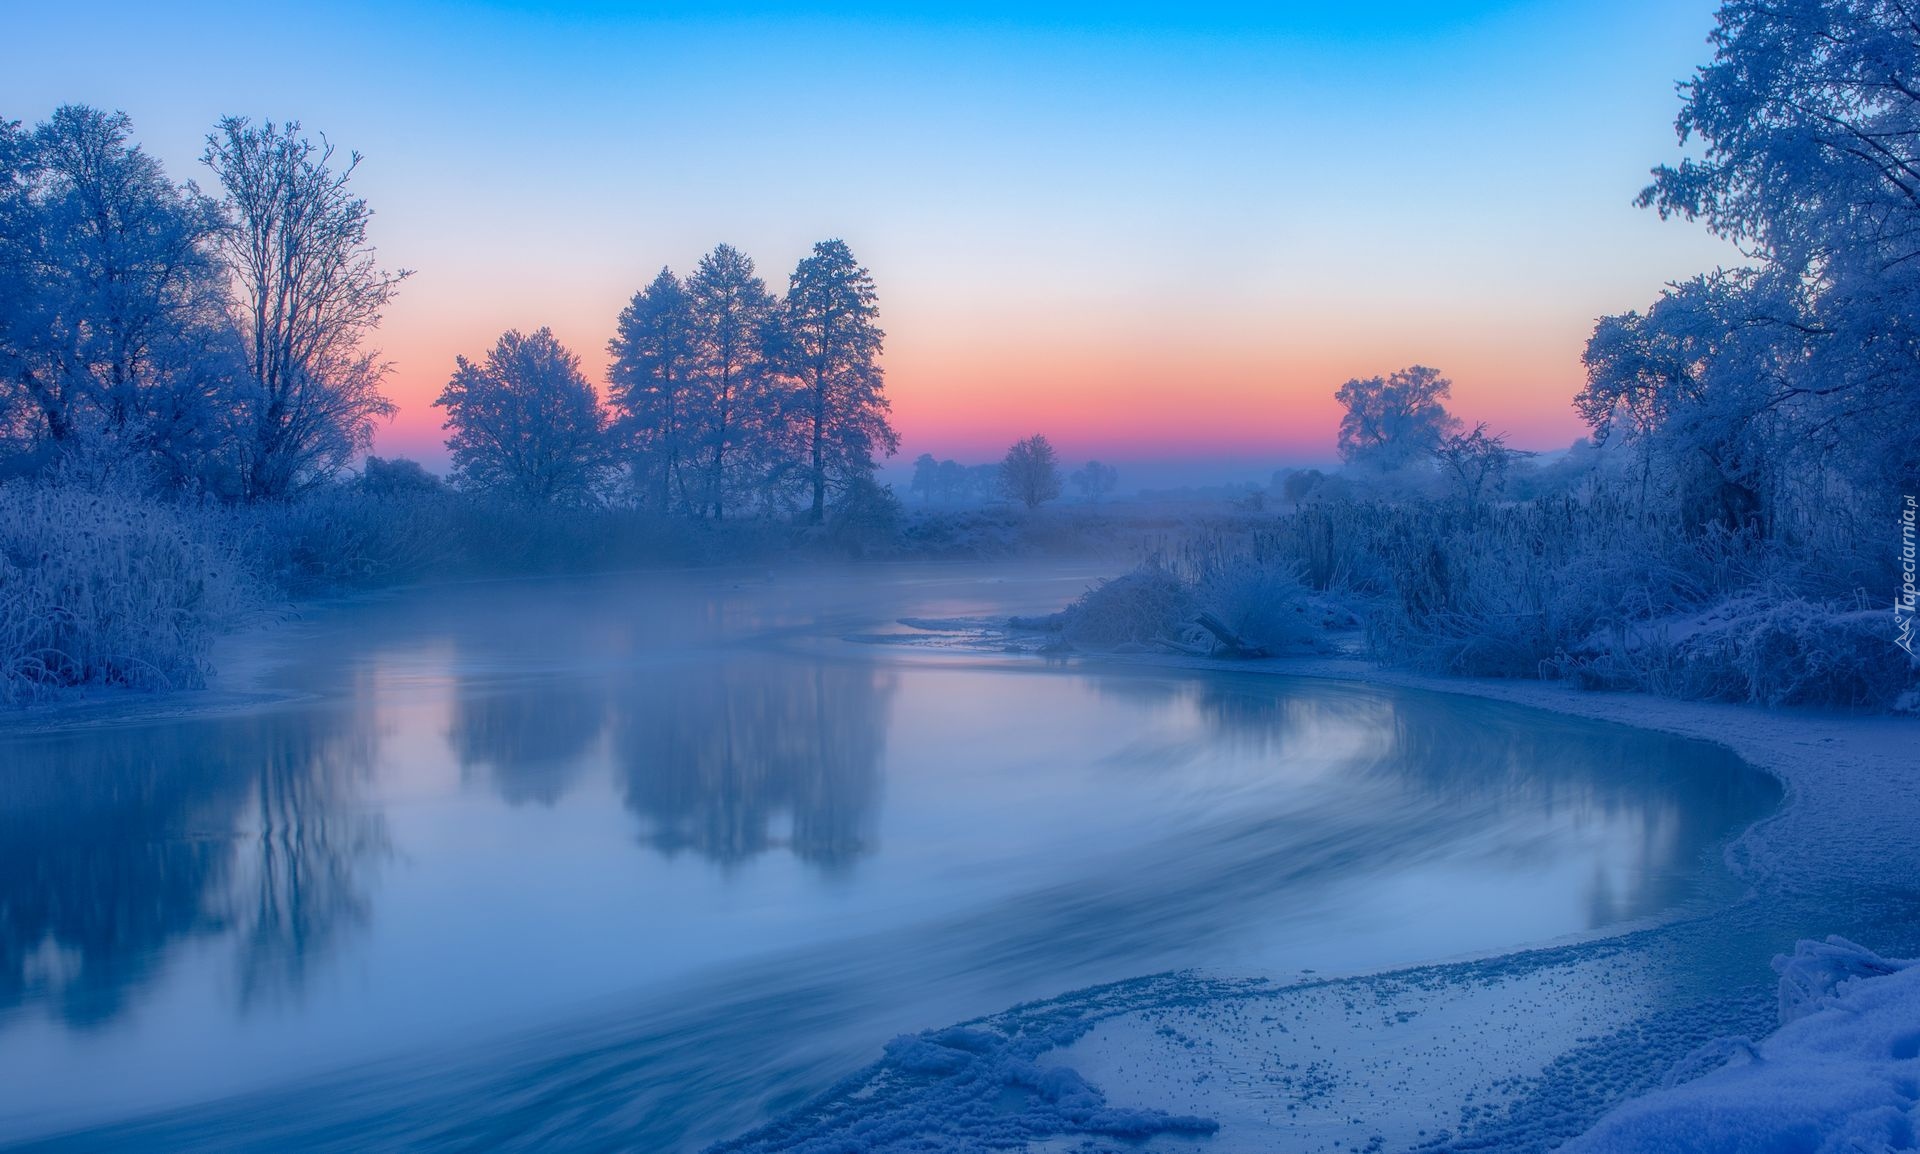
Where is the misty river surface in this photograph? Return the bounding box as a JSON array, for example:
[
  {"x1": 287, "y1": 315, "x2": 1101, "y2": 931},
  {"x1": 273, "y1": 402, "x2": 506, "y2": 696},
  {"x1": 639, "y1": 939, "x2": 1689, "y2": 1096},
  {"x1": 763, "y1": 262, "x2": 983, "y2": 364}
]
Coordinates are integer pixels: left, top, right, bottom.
[{"x1": 0, "y1": 565, "x2": 1778, "y2": 1151}]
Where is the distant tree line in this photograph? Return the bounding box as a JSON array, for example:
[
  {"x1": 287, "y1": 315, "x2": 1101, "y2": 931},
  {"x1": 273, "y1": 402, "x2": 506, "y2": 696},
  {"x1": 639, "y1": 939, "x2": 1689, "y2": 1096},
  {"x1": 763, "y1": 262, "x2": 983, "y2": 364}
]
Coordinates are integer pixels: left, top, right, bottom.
[{"x1": 908, "y1": 438, "x2": 1116, "y2": 508}]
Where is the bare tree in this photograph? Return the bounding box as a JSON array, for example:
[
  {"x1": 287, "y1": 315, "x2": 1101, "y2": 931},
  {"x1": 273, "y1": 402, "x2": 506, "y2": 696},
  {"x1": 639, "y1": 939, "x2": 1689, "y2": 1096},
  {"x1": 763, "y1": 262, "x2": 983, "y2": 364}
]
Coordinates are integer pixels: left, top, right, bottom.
[
  {"x1": 1432, "y1": 423, "x2": 1528, "y2": 514},
  {"x1": 999, "y1": 434, "x2": 1062, "y2": 509},
  {"x1": 203, "y1": 118, "x2": 407, "y2": 499}
]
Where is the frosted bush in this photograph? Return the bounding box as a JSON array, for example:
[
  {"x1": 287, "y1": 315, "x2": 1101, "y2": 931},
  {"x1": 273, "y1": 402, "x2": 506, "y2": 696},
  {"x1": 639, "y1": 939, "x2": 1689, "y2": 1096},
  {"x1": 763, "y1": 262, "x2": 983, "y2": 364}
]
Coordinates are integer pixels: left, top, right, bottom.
[
  {"x1": 0, "y1": 481, "x2": 256, "y2": 703},
  {"x1": 1661, "y1": 598, "x2": 1912, "y2": 710},
  {"x1": 236, "y1": 486, "x2": 460, "y2": 593},
  {"x1": 1039, "y1": 564, "x2": 1196, "y2": 649},
  {"x1": 1193, "y1": 555, "x2": 1323, "y2": 654}
]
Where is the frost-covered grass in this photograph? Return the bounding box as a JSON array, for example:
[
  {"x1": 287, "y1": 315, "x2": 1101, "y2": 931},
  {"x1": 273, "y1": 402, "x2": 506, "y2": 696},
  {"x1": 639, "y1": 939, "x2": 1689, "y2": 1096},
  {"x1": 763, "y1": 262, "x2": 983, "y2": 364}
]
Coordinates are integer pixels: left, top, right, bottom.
[
  {"x1": 0, "y1": 479, "x2": 793, "y2": 704},
  {"x1": 1102, "y1": 488, "x2": 1919, "y2": 711},
  {"x1": 0, "y1": 481, "x2": 256, "y2": 703}
]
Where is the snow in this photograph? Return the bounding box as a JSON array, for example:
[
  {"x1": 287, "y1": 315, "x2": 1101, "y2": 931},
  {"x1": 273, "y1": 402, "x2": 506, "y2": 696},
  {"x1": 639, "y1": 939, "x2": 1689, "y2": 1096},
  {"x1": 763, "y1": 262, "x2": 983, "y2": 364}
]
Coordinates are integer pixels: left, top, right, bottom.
[
  {"x1": 1567, "y1": 937, "x2": 1920, "y2": 1154},
  {"x1": 710, "y1": 653, "x2": 1920, "y2": 1153}
]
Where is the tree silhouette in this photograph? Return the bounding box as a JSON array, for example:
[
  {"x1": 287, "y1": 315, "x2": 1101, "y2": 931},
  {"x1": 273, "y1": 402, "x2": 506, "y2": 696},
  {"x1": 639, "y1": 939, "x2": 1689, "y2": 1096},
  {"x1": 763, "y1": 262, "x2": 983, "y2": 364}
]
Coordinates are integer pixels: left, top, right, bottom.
[
  {"x1": 436, "y1": 327, "x2": 609, "y2": 504},
  {"x1": 999, "y1": 434, "x2": 1062, "y2": 509},
  {"x1": 202, "y1": 118, "x2": 406, "y2": 498},
  {"x1": 608, "y1": 267, "x2": 698, "y2": 514},
  {"x1": 1334, "y1": 365, "x2": 1460, "y2": 471},
  {"x1": 684, "y1": 244, "x2": 778, "y2": 519},
  {"x1": 778, "y1": 239, "x2": 897, "y2": 524}
]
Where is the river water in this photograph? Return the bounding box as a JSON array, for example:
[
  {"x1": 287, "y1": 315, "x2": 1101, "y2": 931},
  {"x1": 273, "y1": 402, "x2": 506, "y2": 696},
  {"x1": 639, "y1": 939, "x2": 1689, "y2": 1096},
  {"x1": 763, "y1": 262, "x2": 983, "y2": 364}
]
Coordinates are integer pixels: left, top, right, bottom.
[{"x1": 0, "y1": 565, "x2": 1777, "y2": 1151}]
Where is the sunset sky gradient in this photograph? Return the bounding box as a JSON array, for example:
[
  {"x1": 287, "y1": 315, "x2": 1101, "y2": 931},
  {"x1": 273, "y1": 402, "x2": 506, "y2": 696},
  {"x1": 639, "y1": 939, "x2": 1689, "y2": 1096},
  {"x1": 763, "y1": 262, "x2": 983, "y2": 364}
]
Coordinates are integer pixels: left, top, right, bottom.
[{"x1": 5, "y1": 0, "x2": 1738, "y2": 482}]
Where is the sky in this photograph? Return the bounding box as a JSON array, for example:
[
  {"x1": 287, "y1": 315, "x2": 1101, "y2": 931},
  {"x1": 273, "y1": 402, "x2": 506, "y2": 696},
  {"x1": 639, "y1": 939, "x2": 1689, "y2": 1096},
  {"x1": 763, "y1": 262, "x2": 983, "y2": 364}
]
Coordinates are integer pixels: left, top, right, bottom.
[{"x1": 4, "y1": 0, "x2": 1739, "y2": 484}]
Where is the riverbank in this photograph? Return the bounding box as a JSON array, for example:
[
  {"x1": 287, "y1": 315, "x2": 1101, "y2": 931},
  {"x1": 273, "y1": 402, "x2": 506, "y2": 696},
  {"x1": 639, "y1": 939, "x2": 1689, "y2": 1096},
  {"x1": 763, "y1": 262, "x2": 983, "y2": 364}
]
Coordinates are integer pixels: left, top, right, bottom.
[{"x1": 713, "y1": 649, "x2": 1918, "y2": 1153}]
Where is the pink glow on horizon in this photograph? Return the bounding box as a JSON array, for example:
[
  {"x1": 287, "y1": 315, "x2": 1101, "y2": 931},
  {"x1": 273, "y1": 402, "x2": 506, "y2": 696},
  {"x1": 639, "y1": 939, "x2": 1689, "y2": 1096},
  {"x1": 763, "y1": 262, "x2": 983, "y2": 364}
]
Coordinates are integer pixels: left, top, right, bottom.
[{"x1": 368, "y1": 312, "x2": 1598, "y2": 471}]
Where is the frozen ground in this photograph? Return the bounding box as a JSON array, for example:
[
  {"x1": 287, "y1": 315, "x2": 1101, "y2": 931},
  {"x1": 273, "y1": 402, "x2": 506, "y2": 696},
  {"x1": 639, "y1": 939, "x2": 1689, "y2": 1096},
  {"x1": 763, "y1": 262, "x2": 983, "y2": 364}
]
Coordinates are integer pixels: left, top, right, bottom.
[{"x1": 714, "y1": 645, "x2": 1920, "y2": 1153}]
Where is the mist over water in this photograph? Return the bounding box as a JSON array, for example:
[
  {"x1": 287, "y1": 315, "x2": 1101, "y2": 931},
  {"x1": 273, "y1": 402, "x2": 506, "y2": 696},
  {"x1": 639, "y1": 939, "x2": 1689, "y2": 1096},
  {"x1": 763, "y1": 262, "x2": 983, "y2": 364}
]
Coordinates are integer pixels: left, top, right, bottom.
[{"x1": 0, "y1": 565, "x2": 1776, "y2": 1151}]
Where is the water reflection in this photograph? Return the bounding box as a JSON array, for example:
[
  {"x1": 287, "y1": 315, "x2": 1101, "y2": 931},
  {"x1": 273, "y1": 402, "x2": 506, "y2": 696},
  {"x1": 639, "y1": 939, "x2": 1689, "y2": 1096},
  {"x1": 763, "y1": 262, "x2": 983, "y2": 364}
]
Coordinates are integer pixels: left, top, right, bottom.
[
  {"x1": 0, "y1": 707, "x2": 385, "y2": 1028},
  {"x1": 450, "y1": 677, "x2": 606, "y2": 807},
  {"x1": 0, "y1": 571, "x2": 1781, "y2": 1152},
  {"x1": 614, "y1": 662, "x2": 894, "y2": 869}
]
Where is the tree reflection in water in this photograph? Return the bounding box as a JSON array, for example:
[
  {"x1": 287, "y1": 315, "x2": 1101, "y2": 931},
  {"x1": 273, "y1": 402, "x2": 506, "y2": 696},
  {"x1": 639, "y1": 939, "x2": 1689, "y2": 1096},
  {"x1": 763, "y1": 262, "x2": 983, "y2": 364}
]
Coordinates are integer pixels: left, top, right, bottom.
[
  {"x1": 613, "y1": 659, "x2": 895, "y2": 870},
  {"x1": 0, "y1": 705, "x2": 386, "y2": 1028},
  {"x1": 448, "y1": 677, "x2": 608, "y2": 807}
]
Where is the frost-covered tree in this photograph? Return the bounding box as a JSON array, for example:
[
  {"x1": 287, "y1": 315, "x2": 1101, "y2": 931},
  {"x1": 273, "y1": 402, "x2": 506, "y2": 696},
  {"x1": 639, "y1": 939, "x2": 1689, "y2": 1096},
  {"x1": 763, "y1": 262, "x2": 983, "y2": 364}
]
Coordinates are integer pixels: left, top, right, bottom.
[
  {"x1": 607, "y1": 267, "x2": 697, "y2": 513},
  {"x1": 1632, "y1": 0, "x2": 1920, "y2": 487},
  {"x1": 999, "y1": 434, "x2": 1062, "y2": 509},
  {"x1": 1579, "y1": 271, "x2": 1789, "y2": 529},
  {"x1": 684, "y1": 244, "x2": 778, "y2": 519},
  {"x1": 203, "y1": 118, "x2": 406, "y2": 498},
  {"x1": 1071, "y1": 459, "x2": 1118, "y2": 502},
  {"x1": 778, "y1": 239, "x2": 898, "y2": 524},
  {"x1": 0, "y1": 107, "x2": 235, "y2": 484},
  {"x1": 1334, "y1": 365, "x2": 1461, "y2": 470},
  {"x1": 1432, "y1": 423, "x2": 1528, "y2": 515},
  {"x1": 435, "y1": 327, "x2": 608, "y2": 505}
]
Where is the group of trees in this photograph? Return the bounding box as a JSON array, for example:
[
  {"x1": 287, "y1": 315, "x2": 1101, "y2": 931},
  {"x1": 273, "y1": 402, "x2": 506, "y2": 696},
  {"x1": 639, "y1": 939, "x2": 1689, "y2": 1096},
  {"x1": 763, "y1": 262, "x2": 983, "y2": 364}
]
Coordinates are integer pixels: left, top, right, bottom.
[
  {"x1": 438, "y1": 240, "x2": 897, "y2": 521},
  {"x1": 0, "y1": 105, "x2": 900, "y2": 523},
  {"x1": 0, "y1": 107, "x2": 403, "y2": 499}
]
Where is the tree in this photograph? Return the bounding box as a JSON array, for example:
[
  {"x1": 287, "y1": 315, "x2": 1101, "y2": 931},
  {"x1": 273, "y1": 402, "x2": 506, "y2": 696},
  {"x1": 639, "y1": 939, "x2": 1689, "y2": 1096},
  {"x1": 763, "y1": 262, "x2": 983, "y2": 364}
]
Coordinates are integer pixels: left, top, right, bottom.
[
  {"x1": 684, "y1": 244, "x2": 777, "y2": 519},
  {"x1": 1634, "y1": 0, "x2": 1920, "y2": 487},
  {"x1": 1070, "y1": 459, "x2": 1118, "y2": 502},
  {"x1": 938, "y1": 459, "x2": 972, "y2": 503},
  {"x1": 1334, "y1": 365, "x2": 1460, "y2": 470},
  {"x1": 435, "y1": 327, "x2": 608, "y2": 504},
  {"x1": 0, "y1": 107, "x2": 234, "y2": 485},
  {"x1": 1432, "y1": 423, "x2": 1529, "y2": 514},
  {"x1": 358, "y1": 455, "x2": 443, "y2": 498},
  {"x1": 203, "y1": 117, "x2": 407, "y2": 499},
  {"x1": 780, "y1": 239, "x2": 897, "y2": 524},
  {"x1": 1580, "y1": 271, "x2": 1788, "y2": 530},
  {"x1": 1278, "y1": 468, "x2": 1324, "y2": 504},
  {"x1": 909, "y1": 452, "x2": 939, "y2": 503},
  {"x1": 999, "y1": 434, "x2": 1061, "y2": 509},
  {"x1": 607, "y1": 266, "x2": 697, "y2": 513}
]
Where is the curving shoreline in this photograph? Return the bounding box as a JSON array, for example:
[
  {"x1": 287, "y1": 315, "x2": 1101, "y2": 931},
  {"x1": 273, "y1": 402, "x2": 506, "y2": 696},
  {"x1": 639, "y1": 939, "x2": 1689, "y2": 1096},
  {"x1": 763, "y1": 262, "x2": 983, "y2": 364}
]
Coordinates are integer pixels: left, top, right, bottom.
[
  {"x1": 711, "y1": 649, "x2": 1919, "y2": 1153},
  {"x1": 6, "y1": 592, "x2": 1912, "y2": 1152}
]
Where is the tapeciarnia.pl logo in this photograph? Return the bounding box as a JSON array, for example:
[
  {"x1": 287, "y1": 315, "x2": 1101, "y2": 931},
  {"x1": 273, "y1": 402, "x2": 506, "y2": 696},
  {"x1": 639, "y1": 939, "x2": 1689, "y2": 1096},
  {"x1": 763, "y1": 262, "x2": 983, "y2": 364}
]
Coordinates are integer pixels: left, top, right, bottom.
[{"x1": 1899, "y1": 494, "x2": 1917, "y2": 659}]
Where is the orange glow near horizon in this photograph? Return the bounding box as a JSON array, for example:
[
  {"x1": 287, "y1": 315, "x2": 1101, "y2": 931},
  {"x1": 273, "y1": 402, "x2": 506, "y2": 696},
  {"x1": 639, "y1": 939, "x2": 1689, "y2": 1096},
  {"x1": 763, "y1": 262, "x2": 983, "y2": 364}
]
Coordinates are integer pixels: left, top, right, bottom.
[{"x1": 368, "y1": 302, "x2": 1601, "y2": 471}]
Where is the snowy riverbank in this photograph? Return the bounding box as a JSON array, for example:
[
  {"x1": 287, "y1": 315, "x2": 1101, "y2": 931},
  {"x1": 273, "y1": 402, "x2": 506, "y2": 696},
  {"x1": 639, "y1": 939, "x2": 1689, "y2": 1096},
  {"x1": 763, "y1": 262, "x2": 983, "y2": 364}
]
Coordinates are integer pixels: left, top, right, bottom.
[{"x1": 715, "y1": 650, "x2": 1920, "y2": 1153}]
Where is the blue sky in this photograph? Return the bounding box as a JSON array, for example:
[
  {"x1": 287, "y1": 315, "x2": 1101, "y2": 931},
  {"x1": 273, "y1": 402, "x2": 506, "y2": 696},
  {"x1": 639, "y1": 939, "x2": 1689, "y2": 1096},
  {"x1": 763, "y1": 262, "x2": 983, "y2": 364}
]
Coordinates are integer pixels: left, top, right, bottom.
[{"x1": 4, "y1": 0, "x2": 1738, "y2": 477}]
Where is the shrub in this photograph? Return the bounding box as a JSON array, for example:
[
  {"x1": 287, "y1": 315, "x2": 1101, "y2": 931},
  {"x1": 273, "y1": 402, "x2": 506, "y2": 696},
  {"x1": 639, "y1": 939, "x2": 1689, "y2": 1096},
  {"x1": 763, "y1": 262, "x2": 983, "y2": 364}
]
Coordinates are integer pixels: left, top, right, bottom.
[
  {"x1": 1193, "y1": 554, "x2": 1322, "y2": 655},
  {"x1": 0, "y1": 481, "x2": 256, "y2": 703},
  {"x1": 1053, "y1": 564, "x2": 1195, "y2": 649}
]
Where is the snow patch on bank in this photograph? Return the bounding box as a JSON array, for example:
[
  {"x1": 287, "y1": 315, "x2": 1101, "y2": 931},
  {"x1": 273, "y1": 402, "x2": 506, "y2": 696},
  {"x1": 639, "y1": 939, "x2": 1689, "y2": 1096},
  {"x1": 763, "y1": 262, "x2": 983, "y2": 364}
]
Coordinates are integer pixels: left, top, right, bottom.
[{"x1": 1569, "y1": 936, "x2": 1920, "y2": 1153}]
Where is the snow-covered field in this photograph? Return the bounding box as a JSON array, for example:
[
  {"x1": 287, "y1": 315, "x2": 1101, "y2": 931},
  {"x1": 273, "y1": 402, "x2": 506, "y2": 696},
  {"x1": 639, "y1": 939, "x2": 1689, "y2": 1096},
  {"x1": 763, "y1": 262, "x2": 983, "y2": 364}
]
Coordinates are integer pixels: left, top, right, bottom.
[{"x1": 717, "y1": 650, "x2": 1920, "y2": 1153}]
